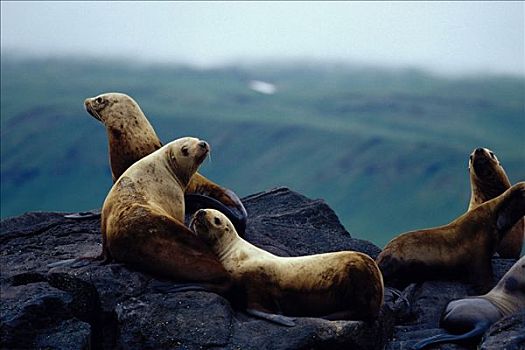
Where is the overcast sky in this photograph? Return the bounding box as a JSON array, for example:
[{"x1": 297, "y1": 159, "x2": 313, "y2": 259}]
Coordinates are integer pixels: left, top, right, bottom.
[{"x1": 1, "y1": 1, "x2": 524, "y2": 75}]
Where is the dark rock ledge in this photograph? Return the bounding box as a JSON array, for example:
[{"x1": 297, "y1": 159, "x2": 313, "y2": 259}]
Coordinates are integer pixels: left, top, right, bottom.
[{"x1": 1, "y1": 187, "x2": 523, "y2": 350}]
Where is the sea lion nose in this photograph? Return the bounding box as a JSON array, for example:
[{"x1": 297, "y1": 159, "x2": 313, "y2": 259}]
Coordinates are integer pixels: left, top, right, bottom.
[
  {"x1": 475, "y1": 148, "x2": 485, "y2": 155},
  {"x1": 196, "y1": 210, "x2": 206, "y2": 220},
  {"x1": 198, "y1": 141, "x2": 209, "y2": 150}
]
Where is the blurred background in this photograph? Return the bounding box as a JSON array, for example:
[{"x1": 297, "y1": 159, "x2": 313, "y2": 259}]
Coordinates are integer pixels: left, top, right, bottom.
[{"x1": 1, "y1": 2, "x2": 524, "y2": 247}]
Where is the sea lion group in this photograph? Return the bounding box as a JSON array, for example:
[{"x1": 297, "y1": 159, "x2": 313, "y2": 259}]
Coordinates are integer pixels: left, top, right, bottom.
[{"x1": 64, "y1": 92, "x2": 523, "y2": 345}]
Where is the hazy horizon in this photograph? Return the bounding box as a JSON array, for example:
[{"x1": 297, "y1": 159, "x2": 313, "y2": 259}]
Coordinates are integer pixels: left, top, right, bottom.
[{"x1": 1, "y1": 1, "x2": 524, "y2": 76}]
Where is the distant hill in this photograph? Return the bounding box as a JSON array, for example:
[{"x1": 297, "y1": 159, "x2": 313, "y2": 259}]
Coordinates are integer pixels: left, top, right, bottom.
[{"x1": 1, "y1": 57, "x2": 524, "y2": 247}]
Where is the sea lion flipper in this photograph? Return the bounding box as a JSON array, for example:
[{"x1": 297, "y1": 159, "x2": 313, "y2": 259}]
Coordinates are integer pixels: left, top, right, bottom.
[
  {"x1": 411, "y1": 322, "x2": 491, "y2": 350},
  {"x1": 185, "y1": 193, "x2": 247, "y2": 235},
  {"x1": 47, "y1": 256, "x2": 98, "y2": 269},
  {"x1": 384, "y1": 286, "x2": 411, "y2": 311},
  {"x1": 496, "y1": 182, "x2": 525, "y2": 233},
  {"x1": 245, "y1": 308, "x2": 296, "y2": 327},
  {"x1": 186, "y1": 173, "x2": 248, "y2": 233},
  {"x1": 64, "y1": 210, "x2": 101, "y2": 220},
  {"x1": 150, "y1": 280, "x2": 214, "y2": 294}
]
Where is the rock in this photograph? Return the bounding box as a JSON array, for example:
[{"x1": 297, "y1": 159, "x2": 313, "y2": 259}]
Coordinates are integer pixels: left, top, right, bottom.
[
  {"x1": 385, "y1": 259, "x2": 522, "y2": 350},
  {"x1": 2, "y1": 187, "x2": 520, "y2": 349},
  {"x1": 386, "y1": 281, "x2": 471, "y2": 350},
  {"x1": 0, "y1": 187, "x2": 392, "y2": 350},
  {"x1": 229, "y1": 307, "x2": 395, "y2": 350},
  {"x1": 0, "y1": 281, "x2": 91, "y2": 349},
  {"x1": 480, "y1": 311, "x2": 525, "y2": 350},
  {"x1": 0, "y1": 211, "x2": 101, "y2": 276},
  {"x1": 243, "y1": 187, "x2": 381, "y2": 259},
  {"x1": 33, "y1": 319, "x2": 91, "y2": 350},
  {"x1": 116, "y1": 291, "x2": 233, "y2": 349}
]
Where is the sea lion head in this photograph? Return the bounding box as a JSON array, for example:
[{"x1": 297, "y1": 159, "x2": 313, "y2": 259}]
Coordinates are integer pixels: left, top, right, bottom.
[
  {"x1": 469, "y1": 147, "x2": 511, "y2": 203},
  {"x1": 469, "y1": 147, "x2": 502, "y2": 178},
  {"x1": 190, "y1": 209, "x2": 235, "y2": 247},
  {"x1": 165, "y1": 137, "x2": 210, "y2": 186},
  {"x1": 84, "y1": 92, "x2": 144, "y2": 129}
]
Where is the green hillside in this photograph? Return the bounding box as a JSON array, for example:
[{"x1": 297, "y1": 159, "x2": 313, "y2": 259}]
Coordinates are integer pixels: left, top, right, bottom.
[{"x1": 1, "y1": 57, "x2": 524, "y2": 247}]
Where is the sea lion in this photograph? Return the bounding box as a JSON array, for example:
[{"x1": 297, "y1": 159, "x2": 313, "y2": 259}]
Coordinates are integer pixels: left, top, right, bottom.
[
  {"x1": 101, "y1": 137, "x2": 230, "y2": 293},
  {"x1": 413, "y1": 255, "x2": 525, "y2": 349},
  {"x1": 190, "y1": 209, "x2": 384, "y2": 322},
  {"x1": 67, "y1": 92, "x2": 247, "y2": 235},
  {"x1": 377, "y1": 182, "x2": 525, "y2": 292},
  {"x1": 468, "y1": 147, "x2": 524, "y2": 258}
]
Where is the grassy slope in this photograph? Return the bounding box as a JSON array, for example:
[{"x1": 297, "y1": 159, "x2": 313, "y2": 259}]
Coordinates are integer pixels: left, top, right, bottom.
[{"x1": 1, "y1": 57, "x2": 524, "y2": 247}]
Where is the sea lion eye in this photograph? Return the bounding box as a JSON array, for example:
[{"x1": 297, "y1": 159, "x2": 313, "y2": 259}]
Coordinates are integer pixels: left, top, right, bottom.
[
  {"x1": 214, "y1": 217, "x2": 221, "y2": 225},
  {"x1": 489, "y1": 152, "x2": 495, "y2": 159},
  {"x1": 95, "y1": 97, "x2": 104, "y2": 104},
  {"x1": 469, "y1": 155, "x2": 473, "y2": 162},
  {"x1": 181, "y1": 146, "x2": 189, "y2": 156}
]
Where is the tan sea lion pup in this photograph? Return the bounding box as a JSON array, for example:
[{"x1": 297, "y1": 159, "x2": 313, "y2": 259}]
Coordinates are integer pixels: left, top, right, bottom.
[
  {"x1": 68, "y1": 92, "x2": 247, "y2": 235},
  {"x1": 101, "y1": 137, "x2": 230, "y2": 292},
  {"x1": 468, "y1": 147, "x2": 524, "y2": 258},
  {"x1": 377, "y1": 182, "x2": 525, "y2": 292},
  {"x1": 413, "y1": 255, "x2": 525, "y2": 349},
  {"x1": 191, "y1": 209, "x2": 384, "y2": 323}
]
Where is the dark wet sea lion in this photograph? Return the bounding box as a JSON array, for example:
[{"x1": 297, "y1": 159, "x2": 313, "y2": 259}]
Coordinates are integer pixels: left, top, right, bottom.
[
  {"x1": 468, "y1": 147, "x2": 524, "y2": 258},
  {"x1": 413, "y1": 255, "x2": 525, "y2": 349},
  {"x1": 376, "y1": 182, "x2": 525, "y2": 292}
]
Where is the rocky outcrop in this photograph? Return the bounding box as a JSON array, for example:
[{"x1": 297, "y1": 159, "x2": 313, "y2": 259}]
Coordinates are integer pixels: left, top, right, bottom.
[
  {"x1": 386, "y1": 258, "x2": 519, "y2": 350},
  {"x1": 1, "y1": 187, "x2": 522, "y2": 349}
]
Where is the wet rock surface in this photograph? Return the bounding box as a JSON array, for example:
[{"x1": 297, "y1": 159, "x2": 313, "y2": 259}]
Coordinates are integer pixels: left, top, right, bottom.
[
  {"x1": 385, "y1": 259, "x2": 519, "y2": 350},
  {"x1": 480, "y1": 311, "x2": 525, "y2": 350},
  {"x1": 1, "y1": 187, "x2": 522, "y2": 349}
]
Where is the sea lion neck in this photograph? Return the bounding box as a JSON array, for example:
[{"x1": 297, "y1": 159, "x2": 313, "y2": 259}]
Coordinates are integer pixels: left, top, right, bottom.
[
  {"x1": 469, "y1": 170, "x2": 511, "y2": 208},
  {"x1": 163, "y1": 147, "x2": 196, "y2": 190},
  {"x1": 106, "y1": 116, "x2": 162, "y2": 182},
  {"x1": 216, "y1": 229, "x2": 240, "y2": 262}
]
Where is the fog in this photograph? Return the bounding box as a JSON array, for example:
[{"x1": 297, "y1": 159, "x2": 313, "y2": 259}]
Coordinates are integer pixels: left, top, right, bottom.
[{"x1": 1, "y1": 1, "x2": 524, "y2": 75}]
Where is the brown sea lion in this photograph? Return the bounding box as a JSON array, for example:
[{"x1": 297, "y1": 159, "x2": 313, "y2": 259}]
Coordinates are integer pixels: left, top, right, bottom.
[
  {"x1": 413, "y1": 256, "x2": 525, "y2": 349},
  {"x1": 376, "y1": 182, "x2": 525, "y2": 292},
  {"x1": 191, "y1": 209, "x2": 384, "y2": 323},
  {"x1": 66, "y1": 92, "x2": 247, "y2": 235},
  {"x1": 468, "y1": 147, "x2": 524, "y2": 258},
  {"x1": 101, "y1": 137, "x2": 230, "y2": 293}
]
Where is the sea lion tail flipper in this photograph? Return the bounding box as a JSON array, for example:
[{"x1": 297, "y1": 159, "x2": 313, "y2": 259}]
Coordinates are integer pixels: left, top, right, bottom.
[
  {"x1": 384, "y1": 286, "x2": 408, "y2": 304},
  {"x1": 411, "y1": 322, "x2": 491, "y2": 350},
  {"x1": 150, "y1": 280, "x2": 214, "y2": 294},
  {"x1": 185, "y1": 193, "x2": 247, "y2": 235},
  {"x1": 245, "y1": 309, "x2": 296, "y2": 327},
  {"x1": 47, "y1": 252, "x2": 108, "y2": 269},
  {"x1": 384, "y1": 286, "x2": 411, "y2": 315},
  {"x1": 47, "y1": 257, "x2": 93, "y2": 269},
  {"x1": 64, "y1": 210, "x2": 101, "y2": 220}
]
